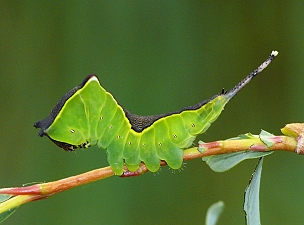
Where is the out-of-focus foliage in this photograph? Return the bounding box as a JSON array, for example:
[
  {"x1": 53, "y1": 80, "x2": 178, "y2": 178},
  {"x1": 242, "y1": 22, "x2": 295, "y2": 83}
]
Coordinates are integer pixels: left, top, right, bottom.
[
  {"x1": 0, "y1": 1, "x2": 303, "y2": 224},
  {"x1": 205, "y1": 201, "x2": 225, "y2": 225}
]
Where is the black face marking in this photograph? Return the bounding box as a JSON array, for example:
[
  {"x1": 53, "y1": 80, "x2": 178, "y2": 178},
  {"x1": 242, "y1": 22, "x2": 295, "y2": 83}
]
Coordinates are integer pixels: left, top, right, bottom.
[{"x1": 34, "y1": 74, "x2": 96, "y2": 137}]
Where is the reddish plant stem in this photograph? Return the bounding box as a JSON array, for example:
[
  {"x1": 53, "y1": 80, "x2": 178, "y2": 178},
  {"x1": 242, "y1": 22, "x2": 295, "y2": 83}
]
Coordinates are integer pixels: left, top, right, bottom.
[
  {"x1": 0, "y1": 166, "x2": 114, "y2": 196},
  {"x1": 0, "y1": 135, "x2": 297, "y2": 196}
]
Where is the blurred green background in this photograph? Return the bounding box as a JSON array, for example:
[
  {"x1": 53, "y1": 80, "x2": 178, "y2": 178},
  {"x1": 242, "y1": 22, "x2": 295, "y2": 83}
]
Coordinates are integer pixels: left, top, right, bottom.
[{"x1": 0, "y1": 1, "x2": 303, "y2": 224}]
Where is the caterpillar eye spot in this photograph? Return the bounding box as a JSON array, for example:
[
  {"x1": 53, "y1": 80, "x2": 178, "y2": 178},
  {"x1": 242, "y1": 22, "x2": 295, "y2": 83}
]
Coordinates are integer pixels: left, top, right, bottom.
[
  {"x1": 173, "y1": 134, "x2": 177, "y2": 138},
  {"x1": 142, "y1": 143, "x2": 146, "y2": 147},
  {"x1": 191, "y1": 123, "x2": 195, "y2": 127},
  {"x1": 128, "y1": 141, "x2": 131, "y2": 145},
  {"x1": 100, "y1": 116, "x2": 103, "y2": 120},
  {"x1": 117, "y1": 135, "x2": 120, "y2": 139},
  {"x1": 70, "y1": 129, "x2": 75, "y2": 133},
  {"x1": 159, "y1": 143, "x2": 162, "y2": 146}
]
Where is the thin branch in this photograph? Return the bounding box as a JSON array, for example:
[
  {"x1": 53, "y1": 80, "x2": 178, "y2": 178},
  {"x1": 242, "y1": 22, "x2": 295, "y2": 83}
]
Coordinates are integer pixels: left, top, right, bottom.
[{"x1": 0, "y1": 123, "x2": 302, "y2": 215}]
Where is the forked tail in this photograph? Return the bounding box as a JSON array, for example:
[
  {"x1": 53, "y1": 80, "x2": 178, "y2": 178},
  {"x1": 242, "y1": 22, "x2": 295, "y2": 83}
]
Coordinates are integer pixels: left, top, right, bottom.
[{"x1": 226, "y1": 51, "x2": 278, "y2": 99}]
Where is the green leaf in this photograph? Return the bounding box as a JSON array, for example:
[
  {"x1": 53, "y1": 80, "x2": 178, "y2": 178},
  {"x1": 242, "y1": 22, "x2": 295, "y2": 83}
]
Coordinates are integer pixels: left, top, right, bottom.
[
  {"x1": 0, "y1": 195, "x2": 18, "y2": 223},
  {"x1": 205, "y1": 201, "x2": 224, "y2": 225},
  {"x1": 244, "y1": 158, "x2": 264, "y2": 225},
  {"x1": 259, "y1": 130, "x2": 275, "y2": 147},
  {"x1": 203, "y1": 151, "x2": 272, "y2": 172},
  {"x1": 0, "y1": 195, "x2": 11, "y2": 204}
]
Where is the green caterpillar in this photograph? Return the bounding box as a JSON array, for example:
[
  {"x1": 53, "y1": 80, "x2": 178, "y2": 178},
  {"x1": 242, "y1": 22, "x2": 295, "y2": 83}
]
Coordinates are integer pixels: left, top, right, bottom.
[{"x1": 34, "y1": 51, "x2": 278, "y2": 175}]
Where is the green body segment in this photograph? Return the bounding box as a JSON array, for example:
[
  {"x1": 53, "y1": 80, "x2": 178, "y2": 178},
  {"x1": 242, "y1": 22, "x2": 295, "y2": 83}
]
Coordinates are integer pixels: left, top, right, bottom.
[
  {"x1": 181, "y1": 96, "x2": 228, "y2": 136},
  {"x1": 46, "y1": 76, "x2": 230, "y2": 175},
  {"x1": 123, "y1": 131, "x2": 140, "y2": 172}
]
